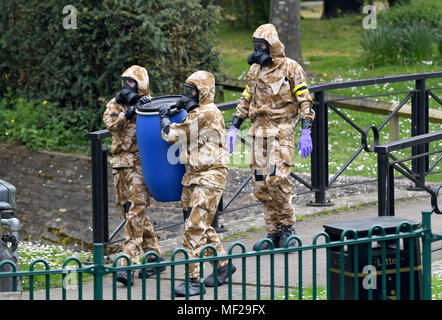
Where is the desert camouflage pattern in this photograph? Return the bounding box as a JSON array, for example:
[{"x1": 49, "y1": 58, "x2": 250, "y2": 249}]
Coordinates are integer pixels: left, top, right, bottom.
[
  {"x1": 103, "y1": 66, "x2": 161, "y2": 265},
  {"x1": 103, "y1": 65, "x2": 152, "y2": 168},
  {"x1": 181, "y1": 185, "x2": 228, "y2": 279},
  {"x1": 234, "y1": 23, "x2": 315, "y2": 139},
  {"x1": 113, "y1": 166, "x2": 162, "y2": 265},
  {"x1": 162, "y1": 71, "x2": 228, "y2": 279},
  {"x1": 251, "y1": 136, "x2": 295, "y2": 233},
  {"x1": 121, "y1": 65, "x2": 150, "y2": 97},
  {"x1": 233, "y1": 24, "x2": 314, "y2": 233},
  {"x1": 162, "y1": 71, "x2": 229, "y2": 189}
]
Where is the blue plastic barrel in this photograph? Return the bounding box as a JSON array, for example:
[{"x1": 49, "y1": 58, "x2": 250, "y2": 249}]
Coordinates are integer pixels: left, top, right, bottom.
[{"x1": 136, "y1": 96, "x2": 187, "y2": 202}]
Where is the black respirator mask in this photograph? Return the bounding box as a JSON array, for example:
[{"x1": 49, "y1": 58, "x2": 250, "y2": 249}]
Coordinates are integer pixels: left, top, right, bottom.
[
  {"x1": 247, "y1": 38, "x2": 272, "y2": 67},
  {"x1": 176, "y1": 84, "x2": 199, "y2": 112},
  {"x1": 116, "y1": 77, "x2": 140, "y2": 106}
]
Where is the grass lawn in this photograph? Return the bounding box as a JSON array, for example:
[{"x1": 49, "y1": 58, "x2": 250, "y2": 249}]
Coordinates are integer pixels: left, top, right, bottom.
[
  {"x1": 17, "y1": 242, "x2": 92, "y2": 291},
  {"x1": 215, "y1": 15, "x2": 442, "y2": 182}
]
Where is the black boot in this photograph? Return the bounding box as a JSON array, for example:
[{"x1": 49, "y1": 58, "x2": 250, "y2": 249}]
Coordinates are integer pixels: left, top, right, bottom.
[
  {"x1": 175, "y1": 278, "x2": 205, "y2": 297},
  {"x1": 116, "y1": 270, "x2": 134, "y2": 286},
  {"x1": 138, "y1": 256, "x2": 166, "y2": 278},
  {"x1": 279, "y1": 225, "x2": 297, "y2": 248},
  {"x1": 253, "y1": 232, "x2": 281, "y2": 251},
  {"x1": 204, "y1": 264, "x2": 237, "y2": 287}
]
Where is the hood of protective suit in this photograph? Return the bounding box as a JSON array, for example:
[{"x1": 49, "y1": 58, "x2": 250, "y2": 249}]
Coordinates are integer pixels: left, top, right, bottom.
[
  {"x1": 121, "y1": 65, "x2": 150, "y2": 97},
  {"x1": 185, "y1": 71, "x2": 216, "y2": 106},
  {"x1": 252, "y1": 24, "x2": 286, "y2": 66}
]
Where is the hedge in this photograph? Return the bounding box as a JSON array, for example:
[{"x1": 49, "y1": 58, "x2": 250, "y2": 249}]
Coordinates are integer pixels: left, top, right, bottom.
[{"x1": 0, "y1": 0, "x2": 221, "y2": 131}]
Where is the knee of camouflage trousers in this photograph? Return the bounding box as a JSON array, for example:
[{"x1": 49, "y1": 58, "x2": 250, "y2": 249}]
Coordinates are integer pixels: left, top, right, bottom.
[
  {"x1": 180, "y1": 185, "x2": 227, "y2": 279},
  {"x1": 265, "y1": 174, "x2": 294, "y2": 204}
]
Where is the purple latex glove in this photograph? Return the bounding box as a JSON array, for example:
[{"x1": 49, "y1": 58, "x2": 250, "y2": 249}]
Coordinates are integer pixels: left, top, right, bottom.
[
  {"x1": 298, "y1": 129, "x2": 312, "y2": 158},
  {"x1": 227, "y1": 126, "x2": 238, "y2": 154}
]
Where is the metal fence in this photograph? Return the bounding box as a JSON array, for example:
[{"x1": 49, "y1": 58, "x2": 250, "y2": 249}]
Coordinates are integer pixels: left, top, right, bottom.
[
  {"x1": 218, "y1": 71, "x2": 442, "y2": 209},
  {"x1": 0, "y1": 210, "x2": 440, "y2": 300},
  {"x1": 375, "y1": 130, "x2": 442, "y2": 217},
  {"x1": 2, "y1": 72, "x2": 441, "y2": 300},
  {"x1": 88, "y1": 72, "x2": 442, "y2": 246}
]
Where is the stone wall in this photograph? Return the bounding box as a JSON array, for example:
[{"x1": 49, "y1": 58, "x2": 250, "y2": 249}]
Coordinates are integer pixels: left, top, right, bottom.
[
  {"x1": 0, "y1": 143, "x2": 191, "y2": 252},
  {"x1": 0, "y1": 143, "x2": 122, "y2": 251}
]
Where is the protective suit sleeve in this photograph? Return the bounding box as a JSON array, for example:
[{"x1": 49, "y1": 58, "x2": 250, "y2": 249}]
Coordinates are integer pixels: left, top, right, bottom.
[
  {"x1": 290, "y1": 65, "x2": 315, "y2": 121},
  {"x1": 103, "y1": 99, "x2": 127, "y2": 132},
  {"x1": 161, "y1": 111, "x2": 197, "y2": 145},
  {"x1": 233, "y1": 78, "x2": 253, "y2": 121}
]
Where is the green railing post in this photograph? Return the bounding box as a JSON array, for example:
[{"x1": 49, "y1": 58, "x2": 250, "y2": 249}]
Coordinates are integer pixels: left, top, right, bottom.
[
  {"x1": 93, "y1": 243, "x2": 104, "y2": 300},
  {"x1": 421, "y1": 211, "x2": 432, "y2": 300}
]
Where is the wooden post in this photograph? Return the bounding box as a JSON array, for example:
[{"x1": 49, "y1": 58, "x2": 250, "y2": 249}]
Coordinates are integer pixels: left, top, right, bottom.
[{"x1": 389, "y1": 114, "x2": 400, "y2": 142}]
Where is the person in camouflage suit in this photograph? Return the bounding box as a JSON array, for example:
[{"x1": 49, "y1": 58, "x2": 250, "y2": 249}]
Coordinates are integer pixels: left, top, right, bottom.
[
  {"x1": 227, "y1": 24, "x2": 315, "y2": 250},
  {"x1": 103, "y1": 65, "x2": 164, "y2": 286},
  {"x1": 159, "y1": 71, "x2": 236, "y2": 296}
]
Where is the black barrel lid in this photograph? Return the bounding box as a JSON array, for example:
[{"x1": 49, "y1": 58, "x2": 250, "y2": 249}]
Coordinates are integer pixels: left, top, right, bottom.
[{"x1": 136, "y1": 95, "x2": 183, "y2": 114}]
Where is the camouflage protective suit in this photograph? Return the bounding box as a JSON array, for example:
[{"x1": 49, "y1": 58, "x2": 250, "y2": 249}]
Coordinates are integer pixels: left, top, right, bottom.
[
  {"x1": 234, "y1": 24, "x2": 315, "y2": 234},
  {"x1": 162, "y1": 71, "x2": 229, "y2": 279},
  {"x1": 103, "y1": 65, "x2": 162, "y2": 265}
]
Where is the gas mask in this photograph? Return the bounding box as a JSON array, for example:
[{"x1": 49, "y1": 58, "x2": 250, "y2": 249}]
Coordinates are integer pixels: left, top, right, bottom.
[
  {"x1": 116, "y1": 77, "x2": 140, "y2": 106},
  {"x1": 247, "y1": 38, "x2": 272, "y2": 67},
  {"x1": 176, "y1": 84, "x2": 199, "y2": 112}
]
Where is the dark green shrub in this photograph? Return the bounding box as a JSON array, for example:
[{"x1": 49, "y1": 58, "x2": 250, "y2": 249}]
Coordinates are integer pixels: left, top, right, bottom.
[
  {"x1": 435, "y1": 34, "x2": 442, "y2": 58},
  {"x1": 360, "y1": 23, "x2": 435, "y2": 66},
  {"x1": 0, "y1": 91, "x2": 95, "y2": 153},
  {"x1": 219, "y1": 0, "x2": 269, "y2": 28},
  {"x1": 378, "y1": 0, "x2": 441, "y2": 29},
  {"x1": 0, "y1": 0, "x2": 221, "y2": 132},
  {"x1": 399, "y1": 24, "x2": 435, "y2": 63},
  {"x1": 360, "y1": 0, "x2": 441, "y2": 66}
]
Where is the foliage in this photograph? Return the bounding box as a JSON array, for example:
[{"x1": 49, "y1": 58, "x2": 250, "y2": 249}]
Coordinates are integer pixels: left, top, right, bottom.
[
  {"x1": 18, "y1": 241, "x2": 92, "y2": 291},
  {"x1": 218, "y1": 0, "x2": 269, "y2": 29},
  {"x1": 360, "y1": 24, "x2": 435, "y2": 66},
  {"x1": 360, "y1": 0, "x2": 441, "y2": 66},
  {"x1": 0, "y1": 0, "x2": 221, "y2": 131},
  {"x1": 0, "y1": 90, "x2": 96, "y2": 153},
  {"x1": 378, "y1": 0, "x2": 442, "y2": 29}
]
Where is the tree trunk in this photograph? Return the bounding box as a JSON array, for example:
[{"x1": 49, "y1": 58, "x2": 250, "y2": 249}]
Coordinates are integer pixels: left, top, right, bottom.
[{"x1": 269, "y1": 0, "x2": 302, "y2": 64}]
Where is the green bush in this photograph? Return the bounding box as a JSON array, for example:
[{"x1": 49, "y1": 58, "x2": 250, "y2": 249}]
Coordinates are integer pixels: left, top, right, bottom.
[
  {"x1": 378, "y1": 0, "x2": 442, "y2": 29},
  {"x1": 0, "y1": 0, "x2": 221, "y2": 132},
  {"x1": 219, "y1": 0, "x2": 269, "y2": 28},
  {"x1": 360, "y1": 23, "x2": 435, "y2": 66},
  {"x1": 360, "y1": 0, "x2": 441, "y2": 66},
  {"x1": 0, "y1": 90, "x2": 97, "y2": 153},
  {"x1": 400, "y1": 24, "x2": 435, "y2": 63},
  {"x1": 435, "y1": 34, "x2": 442, "y2": 57}
]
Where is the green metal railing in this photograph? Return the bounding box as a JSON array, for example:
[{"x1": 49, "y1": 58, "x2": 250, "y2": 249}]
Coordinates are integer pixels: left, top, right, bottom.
[{"x1": 0, "y1": 211, "x2": 440, "y2": 300}]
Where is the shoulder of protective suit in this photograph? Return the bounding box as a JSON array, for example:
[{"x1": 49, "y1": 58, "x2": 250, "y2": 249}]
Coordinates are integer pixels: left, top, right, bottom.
[
  {"x1": 105, "y1": 98, "x2": 120, "y2": 110},
  {"x1": 197, "y1": 103, "x2": 221, "y2": 120},
  {"x1": 247, "y1": 64, "x2": 261, "y2": 79},
  {"x1": 284, "y1": 58, "x2": 304, "y2": 75}
]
